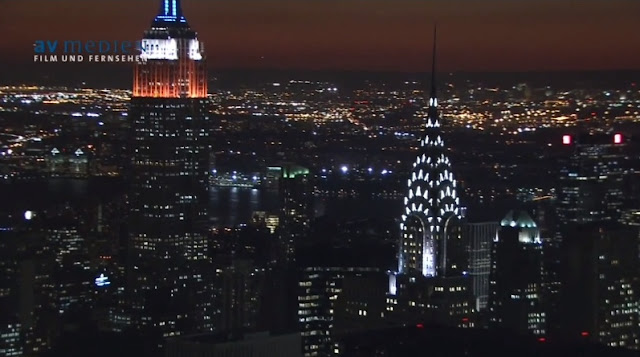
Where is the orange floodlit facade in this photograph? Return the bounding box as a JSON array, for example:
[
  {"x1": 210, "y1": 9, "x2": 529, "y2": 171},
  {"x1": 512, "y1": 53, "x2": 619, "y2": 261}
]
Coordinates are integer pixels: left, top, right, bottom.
[
  {"x1": 133, "y1": 39, "x2": 207, "y2": 98},
  {"x1": 132, "y1": 0, "x2": 207, "y2": 98}
]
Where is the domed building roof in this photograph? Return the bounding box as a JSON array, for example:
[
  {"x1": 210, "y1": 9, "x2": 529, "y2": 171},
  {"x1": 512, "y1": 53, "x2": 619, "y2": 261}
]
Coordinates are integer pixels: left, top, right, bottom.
[{"x1": 500, "y1": 210, "x2": 537, "y2": 228}]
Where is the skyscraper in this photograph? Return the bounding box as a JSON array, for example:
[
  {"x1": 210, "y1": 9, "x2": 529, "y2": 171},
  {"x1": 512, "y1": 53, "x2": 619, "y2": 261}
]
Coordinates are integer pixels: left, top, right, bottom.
[
  {"x1": 557, "y1": 133, "x2": 627, "y2": 224},
  {"x1": 397, "y1": 28, "x2": 460, "y2": 278},
  {"x1": 299, "y1": 267, "x2": 381, "y2": 357},
  {"x1": 488, "y1": 210, "x2": 545, "y2": 336},
  {"x1": 278, "y1": 163, "x2": 311, "y2": 263},
  {"x1": 388, "y1": 28, "x2": 474, "y2": 329},
  {"x1": 553, "y1": 133, "x2": 638, "y2": 348},
  {"x1": 125, "y1": 0, "x2": 212, "y2": 342},
  {"x1": 464, "y1": 221, "x2": 499, "y2": 312}
]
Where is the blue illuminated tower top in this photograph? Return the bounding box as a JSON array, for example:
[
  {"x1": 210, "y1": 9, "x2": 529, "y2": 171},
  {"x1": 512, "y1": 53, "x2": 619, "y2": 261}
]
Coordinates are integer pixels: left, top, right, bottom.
[
  {"x1": 135, "y1": 0, "x2": 206, "y2": 97},
  {"x1": 153, "y1": 0, "x2": 188, "y2": 25}
]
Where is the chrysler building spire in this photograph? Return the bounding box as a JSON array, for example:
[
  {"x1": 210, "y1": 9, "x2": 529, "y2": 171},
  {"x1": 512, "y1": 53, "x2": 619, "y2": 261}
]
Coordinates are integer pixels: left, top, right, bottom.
[
  {"x1": 427, "y1": 25, "x2": 439, "y2": 126},
  {"x1": 397, "y1": 26, "x2": 459, "y2": 278},
  {"x1": 430, "y1": 24, "x2": 437, "y2": 103}
]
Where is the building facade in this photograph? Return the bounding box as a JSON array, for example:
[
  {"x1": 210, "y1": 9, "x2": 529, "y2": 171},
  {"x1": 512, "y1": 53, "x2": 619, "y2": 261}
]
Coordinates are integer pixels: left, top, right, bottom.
[
  {"x1": 557, "y1": 133, "x2": 627, "y2": 224},
  {"x1": 124, "y1": 0, "x2": 213, "y2": 342},
  {"x1": 387, "y1": 29, "x2": 475, "y2": 330},
  {"x1": 554, "y1": 133, "x2": 638, "y2": 349},
  {"x1": 464, "y1": 221, "x2": 499, "y2": 311},
  {"x1": 488, "y1": 210, "x2": 545, "y2": 336}
]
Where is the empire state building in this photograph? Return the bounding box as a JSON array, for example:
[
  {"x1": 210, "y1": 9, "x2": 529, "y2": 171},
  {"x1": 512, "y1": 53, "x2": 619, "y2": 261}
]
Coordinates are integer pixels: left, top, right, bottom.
[{"x1": 125, "y1": 0, "x2": 213, "y2": 340}]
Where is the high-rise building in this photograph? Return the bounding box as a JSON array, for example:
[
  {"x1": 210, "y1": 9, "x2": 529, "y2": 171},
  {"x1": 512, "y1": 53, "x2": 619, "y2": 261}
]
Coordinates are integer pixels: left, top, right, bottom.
[
  {"x1": 0, "y1": 209, "x2": 85, "y2": 355},
  {"x1": 553, "y1": 133, "x2": 639, "y2": 349},
  {"x1": 620, "y1": 210, "x2": 640, "y2": 246},
  {"x1": 0, "y1": 321, "x2": 22, "y2": 357},
  {"x1": 530, "y1": 196, "x2": 562, "y2": 335},
  {"x1": 558, "y1": 223, "x2": 638, "y2": 348},
  {"x1": 299, "y1": 267, "x2": 381, "y2": 357},
  {"x1": 217, "y1": 260, "x2": 263, "y2": 333},
  {"x1": 488, "y1": 210, "x2": 546, "y2": 336},
  {"x1": 387, "y1": 28, "x2": 474, "y2": 329},
  {"x1": 251, "y1": 211, "x2": 280, "y2": 234},
  {"x1": 557, "y1": 133, "x2": 627, "y2": 224},
  {"x1": 277, "y1": 164, "x2": 311, "y2": 263},
  {"x1": 396, "y1": 40, "x2": 460, "y2": 277},
  {"x1": 0, "y1": 212, "x2": 34, "y2": 355},
  {"x1": 125, "y1": 0, "x2": 212, "y2": 342},
  {"x1": 46, "y1": 148, "x2": 91, "y2": 177},
  {"x1": 464, "y1": 221, "x2": 499, "y2": 311},
  {"x1": 298, "y1": 267, "x2": 340, "y2": 357}
]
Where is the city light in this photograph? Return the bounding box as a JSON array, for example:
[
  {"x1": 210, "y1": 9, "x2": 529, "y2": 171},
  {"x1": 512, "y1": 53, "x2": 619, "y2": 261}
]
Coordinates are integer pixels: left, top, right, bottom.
[
  {"x1": 94, "y1": 274, "x2": 111, "y2": 287},
  {"x1": 3, "y1": 0, "x2": 639, "y2": 353}
]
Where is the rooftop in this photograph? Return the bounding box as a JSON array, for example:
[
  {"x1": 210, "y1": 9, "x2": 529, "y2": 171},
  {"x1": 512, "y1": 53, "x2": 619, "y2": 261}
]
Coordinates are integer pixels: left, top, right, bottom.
[{"x1": 500, "y1": 209, "x2": 537, "y2": 228}]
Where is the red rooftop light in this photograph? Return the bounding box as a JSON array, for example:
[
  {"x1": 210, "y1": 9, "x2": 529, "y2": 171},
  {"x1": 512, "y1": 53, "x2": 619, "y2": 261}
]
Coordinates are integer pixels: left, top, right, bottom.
[
  {"x1": 538, "y1": 337, "x2": 546, "y2": 342},
  {"x1": 416, "y1": 323, "x2": 424, "y2": 328},
  {"x1": 581, "y1": 331, "x2": 589, "y2": 337},
  {"x1": 562, "y1": 135, "x2": 572, "y2": 145},
  {"x1": 614, "y1": 133, "x2": 623, "y2": 144}
]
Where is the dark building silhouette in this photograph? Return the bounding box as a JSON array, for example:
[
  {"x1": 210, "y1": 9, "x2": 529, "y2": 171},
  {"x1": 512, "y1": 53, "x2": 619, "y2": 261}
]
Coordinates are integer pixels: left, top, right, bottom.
[
  {"x1": 558, "y1": 223, "x2": 638, "y2": 348},
  {"x1": 553, "y1": 132, "x2": 639, "y2": 349},
  {"x1": 488, "y1": 210, "x2": 545, "y2": 336},
  {"x1": 276, "y1": 163, "x2": 311, "y2": 264},
  {"x1": 464, "y1": 221, "x2": 499, "y2": 312},
  {"x1": 165, "y1": 331, "x2": 302, "y2": 357},
  {"x1": 217, "y1": 260, "x2": 263, "y2": 333},
  {"x1": 338, "y1": 325, "x2": 639, "y2": 357}
]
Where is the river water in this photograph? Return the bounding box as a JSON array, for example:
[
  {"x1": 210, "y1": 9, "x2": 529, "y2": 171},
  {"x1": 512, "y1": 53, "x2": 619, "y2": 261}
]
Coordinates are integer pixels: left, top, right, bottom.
[{"x1": 0, "y1": 178, "x2": 402, "y2": 226}]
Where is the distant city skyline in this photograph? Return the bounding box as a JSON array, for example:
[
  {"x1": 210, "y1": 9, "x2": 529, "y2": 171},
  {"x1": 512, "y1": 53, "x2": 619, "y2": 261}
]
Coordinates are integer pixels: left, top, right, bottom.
[{"x1": 2, "y1": 0, "x2": 640, "y2": 72}]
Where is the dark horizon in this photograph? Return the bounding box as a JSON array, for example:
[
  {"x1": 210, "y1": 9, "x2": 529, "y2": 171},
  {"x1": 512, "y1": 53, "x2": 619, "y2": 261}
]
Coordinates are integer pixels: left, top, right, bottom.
[
  {"x1": 3, "y1": 0, "x2": 640, "y2": 73},
  {"x1": 2, "y1": 63, "x2": 639, "y2": 89}
]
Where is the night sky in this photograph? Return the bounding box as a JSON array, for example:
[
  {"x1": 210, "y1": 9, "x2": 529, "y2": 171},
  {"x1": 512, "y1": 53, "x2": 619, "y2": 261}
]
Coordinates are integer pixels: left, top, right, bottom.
[{"x1": 1, "y1": 0, "x2": 640, "y2": 72}]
